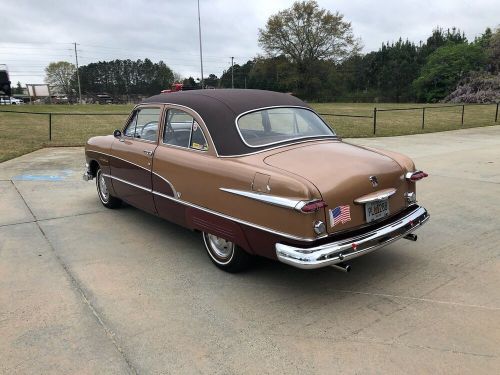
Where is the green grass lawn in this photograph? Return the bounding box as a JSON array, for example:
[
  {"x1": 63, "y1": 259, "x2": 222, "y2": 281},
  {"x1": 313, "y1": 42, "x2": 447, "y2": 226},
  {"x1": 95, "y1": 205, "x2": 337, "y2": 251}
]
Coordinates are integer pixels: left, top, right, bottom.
[
  {"x1": 0, "y1": 104, "x2": 132, "y2": 162},
  {"x1": 313, "y1": 102, "x2": 499, "y2": 138},
  {"x1": 0, "y1": 102, "x2": 498, "y2": 162}
]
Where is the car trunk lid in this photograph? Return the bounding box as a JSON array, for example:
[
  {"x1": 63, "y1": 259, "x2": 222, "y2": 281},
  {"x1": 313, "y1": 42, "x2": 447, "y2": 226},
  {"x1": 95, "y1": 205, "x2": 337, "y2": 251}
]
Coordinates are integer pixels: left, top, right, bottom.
[{"x1": 263, "y1": 141, "x2": 406, "y2": 233}]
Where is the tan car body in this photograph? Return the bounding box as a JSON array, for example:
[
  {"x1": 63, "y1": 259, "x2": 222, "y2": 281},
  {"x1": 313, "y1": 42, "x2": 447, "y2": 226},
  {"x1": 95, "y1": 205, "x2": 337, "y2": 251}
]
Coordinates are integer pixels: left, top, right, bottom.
[{"x1": 84, "y1": 90, "x2": 429, "y2": 269}]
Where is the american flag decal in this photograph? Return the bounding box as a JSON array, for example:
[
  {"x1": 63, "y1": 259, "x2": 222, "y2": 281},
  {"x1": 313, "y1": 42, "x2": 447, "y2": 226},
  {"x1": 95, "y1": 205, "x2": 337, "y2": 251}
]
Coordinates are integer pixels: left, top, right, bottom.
[{"x1": 329, "y1": 205, "x2": 351, "y2": 227}]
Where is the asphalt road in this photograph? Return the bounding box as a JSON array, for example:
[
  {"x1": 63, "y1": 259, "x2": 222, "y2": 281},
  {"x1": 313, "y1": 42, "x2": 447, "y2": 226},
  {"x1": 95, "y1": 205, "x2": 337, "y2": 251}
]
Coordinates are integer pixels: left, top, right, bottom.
[{"x1": 1, "y1": 126, "x2": 499, "y2": 374}]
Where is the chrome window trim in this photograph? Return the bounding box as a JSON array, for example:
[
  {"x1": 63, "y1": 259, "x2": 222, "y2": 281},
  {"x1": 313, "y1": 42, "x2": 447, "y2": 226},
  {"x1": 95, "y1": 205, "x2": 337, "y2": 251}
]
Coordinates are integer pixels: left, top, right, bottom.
[
  {"x1": 146, "y1": 102, "x2": 219, "y2": 156},
  {"x1": 218, "y1": 138, "x2": 340, "y2": 158},
  {"x1": 123, "y1": 105, "x2": 162, "y2": 143},
  {"x1": 160, "y1": 111, "x2": 209, "y2": 153},
  {"x1": 122, "y1": 135, "x2": 158, "y2": 145},
  {"x1": 235, "y1": 105, "x2": 336, "y2": 149},
  {"x1": 159, "y1": 141, "x2": 210, "y2": 154}
]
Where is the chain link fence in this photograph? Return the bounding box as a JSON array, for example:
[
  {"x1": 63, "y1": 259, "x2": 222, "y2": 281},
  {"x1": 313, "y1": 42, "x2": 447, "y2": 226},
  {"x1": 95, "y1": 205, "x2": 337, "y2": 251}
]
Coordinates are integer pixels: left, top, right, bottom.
[
  {"x1": 0, "y1": 103, "x2": 498, "y2": 162},
  {"x1": 319, "y1": 102, "x2": 499, "y2": 137}
]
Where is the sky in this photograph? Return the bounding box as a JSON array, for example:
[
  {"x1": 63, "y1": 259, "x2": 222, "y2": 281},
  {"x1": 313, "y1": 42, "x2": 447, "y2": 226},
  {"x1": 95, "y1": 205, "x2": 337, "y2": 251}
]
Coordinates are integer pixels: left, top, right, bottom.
[{"x1": 1, "y1": 0, "x2": 498, "y2": 87}]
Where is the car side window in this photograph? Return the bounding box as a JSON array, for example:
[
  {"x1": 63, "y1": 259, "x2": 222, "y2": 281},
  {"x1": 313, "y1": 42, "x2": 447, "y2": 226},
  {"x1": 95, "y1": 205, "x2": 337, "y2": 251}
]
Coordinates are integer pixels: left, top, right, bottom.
[
  {"x1": 123, "y1": 111, "x2": 138, "y2": 137},
  {"x1": 190, "y1": 122, "x2": 208, "y2": 151},
  {"x1": 163, "y1": 109, "x2": 208, "y2": 151},
  {"x1": 123, "y1": 107, "x2": 161, "y2": 141}
]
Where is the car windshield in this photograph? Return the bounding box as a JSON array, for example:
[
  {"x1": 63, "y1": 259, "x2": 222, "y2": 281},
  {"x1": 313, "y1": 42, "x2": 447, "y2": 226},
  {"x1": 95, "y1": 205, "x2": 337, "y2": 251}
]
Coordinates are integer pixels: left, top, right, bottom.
[{"x1": 236, "y1": 107, "x2": 335, "y2": 147}]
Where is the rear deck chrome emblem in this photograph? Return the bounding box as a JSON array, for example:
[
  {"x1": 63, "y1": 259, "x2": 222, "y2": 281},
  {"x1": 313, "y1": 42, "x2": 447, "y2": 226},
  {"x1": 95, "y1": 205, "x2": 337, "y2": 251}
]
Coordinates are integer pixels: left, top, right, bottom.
[{"x1": 369, "y1": 176, "x2": 378, "y2": 187}]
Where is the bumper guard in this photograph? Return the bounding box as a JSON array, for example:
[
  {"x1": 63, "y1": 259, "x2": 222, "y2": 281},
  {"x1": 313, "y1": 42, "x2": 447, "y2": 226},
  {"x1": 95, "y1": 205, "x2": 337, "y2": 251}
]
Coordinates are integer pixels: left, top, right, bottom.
[
  {"x1": 276, "y1": 206, "x2": 429, "y2": 269},
  {"x1": 82, "y1": 164, "x2": 94, "y2": 181}
]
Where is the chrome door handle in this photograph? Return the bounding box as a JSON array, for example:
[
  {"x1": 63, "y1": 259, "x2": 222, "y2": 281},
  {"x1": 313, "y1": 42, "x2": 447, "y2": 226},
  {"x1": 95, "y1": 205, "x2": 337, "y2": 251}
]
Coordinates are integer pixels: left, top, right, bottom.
[{"x1": 143, "y1": 150, "x2": 153, "y2": 156}]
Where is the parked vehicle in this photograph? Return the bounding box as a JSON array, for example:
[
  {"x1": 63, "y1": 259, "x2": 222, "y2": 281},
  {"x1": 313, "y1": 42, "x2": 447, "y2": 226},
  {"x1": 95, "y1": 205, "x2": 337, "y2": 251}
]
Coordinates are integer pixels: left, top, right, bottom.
[
  {"x1": 87, "y1": 93, "x2": 119, "y2": 104},
  {"x1": 161, "y1": 83, "x2": 198, "y2": 93},
  {"x1": 83, "y1": 89, "x2": 429, "y2": 272},
  {"x1": 0, "y1": 96, "x2": 23, "y2": 105}
]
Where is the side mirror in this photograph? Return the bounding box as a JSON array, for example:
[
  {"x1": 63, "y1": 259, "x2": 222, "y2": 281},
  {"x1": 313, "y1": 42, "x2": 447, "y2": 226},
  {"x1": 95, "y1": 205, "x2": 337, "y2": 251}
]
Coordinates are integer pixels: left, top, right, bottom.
[{"x1": 113, "y1": 129, "x2": 122, "y2": 138}]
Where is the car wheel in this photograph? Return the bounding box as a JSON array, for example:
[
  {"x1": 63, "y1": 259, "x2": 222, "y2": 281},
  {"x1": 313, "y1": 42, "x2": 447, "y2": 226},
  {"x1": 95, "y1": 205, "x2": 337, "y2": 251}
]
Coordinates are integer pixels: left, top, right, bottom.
[
  {"x1": 96, "y1": 168, "x2": 121, "y2": 208},
  {"x1": 202, "y1": 232, "x2": 253, "y2": 273}
]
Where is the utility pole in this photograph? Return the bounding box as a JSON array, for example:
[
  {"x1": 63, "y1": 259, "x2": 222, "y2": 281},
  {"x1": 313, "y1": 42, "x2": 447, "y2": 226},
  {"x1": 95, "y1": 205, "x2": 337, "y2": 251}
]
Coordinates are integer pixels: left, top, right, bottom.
[
  {"x1": 197, "y1": 0, "x2": 204, "y2": 89},
  {"x1": 231, "y1": 57, "x2": 234, "y2": 88},
  {"x1": 74, "y1": 42, "x2": 82, "y2": 104}
]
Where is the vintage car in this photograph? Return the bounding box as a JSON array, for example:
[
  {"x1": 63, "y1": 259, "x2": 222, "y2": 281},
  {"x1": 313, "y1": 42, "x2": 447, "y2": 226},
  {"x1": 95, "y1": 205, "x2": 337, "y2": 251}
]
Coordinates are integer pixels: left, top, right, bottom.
[{"x1": 83, "y1": 89, "x2": 429, "y2": 272}]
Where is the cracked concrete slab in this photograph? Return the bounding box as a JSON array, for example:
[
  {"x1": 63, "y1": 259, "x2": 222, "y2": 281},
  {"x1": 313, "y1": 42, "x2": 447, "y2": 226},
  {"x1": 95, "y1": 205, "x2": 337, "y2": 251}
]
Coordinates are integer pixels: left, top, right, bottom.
[
  {"x1": 0, "y1": 222, "x2": 133, "y2": 374},
  {"x1": 1, "y1": 126, "x2": 499, "y2": 373},
  {"x1": 0, "y1": 181, "x2": 34, "y2": 226}
]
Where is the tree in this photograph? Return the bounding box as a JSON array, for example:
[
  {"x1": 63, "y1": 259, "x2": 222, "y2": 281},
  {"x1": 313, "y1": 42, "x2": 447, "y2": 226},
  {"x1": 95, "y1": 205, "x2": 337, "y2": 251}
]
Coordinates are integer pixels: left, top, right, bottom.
[
  {"x1": 204, "y1": 74, "x2": 219, "y2": 88},
  {"x1": 413, "y1": 43, "x2": 486, "y2": 102},
  {"x1": 78, "y1": 59, "x2": 174, "y2": 96},
  {"x1": 419, "y1": 27, "x2": 467, "y2": 60},
  {"x1": 486, "y1": 27, "x2": 500, "y2": 72},
  {"x1": 45, "y1": 61, "x2": 76, "y2": 97},
  {"x1": 173, "y1": 71, "x2": 182, "y2": 83},
  {"x1": 258, "y1": 0, "x2": 359, "y2": 97},
  {"x1": 259, "y1": 1, "x2": 359, "y2": 64},
  {"x1": 13, "y1": 81, "x2": 23, "y2": 95},
  {"x1": 183, "y1": 76, "x2": 198, "y2": 87},
  {"x1": 474, "y1": 27, "x2": 492, "y2": 49}
]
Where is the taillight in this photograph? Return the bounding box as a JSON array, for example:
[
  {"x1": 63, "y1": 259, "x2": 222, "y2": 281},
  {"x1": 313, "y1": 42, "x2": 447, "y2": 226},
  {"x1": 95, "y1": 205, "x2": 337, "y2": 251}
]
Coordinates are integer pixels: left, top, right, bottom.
[
  {"x1": 297, "y1": 200, "x2": 328, "y2": 213},
  {"x1": 406, "y1": 171, "x2": 428, "y2": 181}
]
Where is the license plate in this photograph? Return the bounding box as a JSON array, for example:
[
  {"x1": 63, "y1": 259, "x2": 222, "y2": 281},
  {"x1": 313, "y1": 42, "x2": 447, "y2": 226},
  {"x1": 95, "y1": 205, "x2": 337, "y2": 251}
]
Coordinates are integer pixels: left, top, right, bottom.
[{"x1": 365, "y1": 199, "x2": 390, "y2": 223}]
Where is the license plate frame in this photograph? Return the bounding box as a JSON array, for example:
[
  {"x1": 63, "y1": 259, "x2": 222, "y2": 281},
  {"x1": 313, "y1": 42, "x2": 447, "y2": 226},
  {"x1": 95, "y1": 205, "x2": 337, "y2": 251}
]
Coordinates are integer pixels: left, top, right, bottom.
[{"x1": 365, "y1": 199, "x2": 390, "y2": 223}]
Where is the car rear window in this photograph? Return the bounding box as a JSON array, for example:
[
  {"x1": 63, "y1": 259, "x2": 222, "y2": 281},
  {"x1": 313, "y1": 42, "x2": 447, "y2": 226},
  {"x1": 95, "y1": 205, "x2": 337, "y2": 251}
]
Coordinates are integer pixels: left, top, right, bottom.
[{"x1": 236, "y1": 107, "x2": 335, "y2": 147}]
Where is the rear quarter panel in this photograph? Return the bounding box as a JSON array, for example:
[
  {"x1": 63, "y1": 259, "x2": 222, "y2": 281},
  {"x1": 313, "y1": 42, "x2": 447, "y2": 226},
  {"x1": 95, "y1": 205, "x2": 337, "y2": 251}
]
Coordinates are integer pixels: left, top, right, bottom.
[{"x1": 152, "y1": 144, "x2": 326, "y2": 242}]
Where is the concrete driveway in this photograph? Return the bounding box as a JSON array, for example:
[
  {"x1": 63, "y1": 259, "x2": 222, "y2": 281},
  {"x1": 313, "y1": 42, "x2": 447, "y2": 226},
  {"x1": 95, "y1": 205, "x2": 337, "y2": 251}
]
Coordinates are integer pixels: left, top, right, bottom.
[{"x1": 1, "y1": 126, "x2": 499, "y2": 374}]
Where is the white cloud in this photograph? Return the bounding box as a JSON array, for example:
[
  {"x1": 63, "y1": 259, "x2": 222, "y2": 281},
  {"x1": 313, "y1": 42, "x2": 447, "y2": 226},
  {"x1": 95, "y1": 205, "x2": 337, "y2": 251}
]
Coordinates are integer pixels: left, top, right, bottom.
[{"x1": 1, "y1": 0, "x2": 497, "y2": 85}]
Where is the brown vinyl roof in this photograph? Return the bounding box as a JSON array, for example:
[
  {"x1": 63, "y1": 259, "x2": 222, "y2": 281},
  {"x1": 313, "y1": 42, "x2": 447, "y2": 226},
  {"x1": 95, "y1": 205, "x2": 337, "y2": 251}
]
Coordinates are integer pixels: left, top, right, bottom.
[{"x1": 142, "y1": 89, "x2": 311, "y2": 156}]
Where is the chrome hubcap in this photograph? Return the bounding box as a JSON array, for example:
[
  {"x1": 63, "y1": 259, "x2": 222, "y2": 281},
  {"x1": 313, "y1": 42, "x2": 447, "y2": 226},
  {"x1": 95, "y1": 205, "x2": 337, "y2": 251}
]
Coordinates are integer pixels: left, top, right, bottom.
[
  {"x1": 206, "y1": 234, "x2": 234, "y2": 259},
  {"x1": 98, "y1": 172, "x2": 109, "y2": 202}
]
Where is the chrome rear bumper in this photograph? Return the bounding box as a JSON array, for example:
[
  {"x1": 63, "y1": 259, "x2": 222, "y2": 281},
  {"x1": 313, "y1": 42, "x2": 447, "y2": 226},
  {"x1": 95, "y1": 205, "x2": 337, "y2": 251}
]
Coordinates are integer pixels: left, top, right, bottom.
[{"x1": 276, "y1": 206, "x2": 429, "y2": 269}]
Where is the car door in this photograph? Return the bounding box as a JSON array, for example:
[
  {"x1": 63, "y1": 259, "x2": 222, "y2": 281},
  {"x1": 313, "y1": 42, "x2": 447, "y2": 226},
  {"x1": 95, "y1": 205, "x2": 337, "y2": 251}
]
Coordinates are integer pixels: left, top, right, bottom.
[
  {"x1": 110, "y1": 105, "x2": 162, "y2": 214},
  {"x1": 151, "y1": 106, "x2": 214, "y2": 226}
]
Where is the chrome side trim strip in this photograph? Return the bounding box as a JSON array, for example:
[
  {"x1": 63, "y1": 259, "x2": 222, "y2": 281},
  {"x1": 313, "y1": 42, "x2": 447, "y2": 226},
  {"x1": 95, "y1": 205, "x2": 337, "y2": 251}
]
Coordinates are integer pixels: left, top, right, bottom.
[
  {"x1": 152, "y1": 190, "x2": 326, "y2": 242},
  {"x1": 152, "y1": 172, "x2": 177, "y2": 196},
  {"x1": 276, "y1": 206, "x2": 430, "y2": 269},
  {"x1": 220, "y1": 188, "x2": 304, "y2": 210},
  {"x1": 89, "y1": 151, "x2": 321, "y2": 241},
  {"x1": 103, "y1": 173, "x2": 152, "y2": 193},
  {"x1": 354, "y1": 188, "x2": 397, "y2": 204},
  {"x1": 87, "y1": 150, "x2": 152, "y2": 173},
  {"x1": 104, "y1": 172, "x2": 177, "y2": 199}
]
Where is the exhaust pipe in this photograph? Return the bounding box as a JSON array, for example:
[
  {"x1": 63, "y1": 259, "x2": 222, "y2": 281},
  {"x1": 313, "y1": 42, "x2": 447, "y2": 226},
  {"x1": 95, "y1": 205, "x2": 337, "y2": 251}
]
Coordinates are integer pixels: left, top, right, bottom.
[
  {"x1": 404, "y1": 233, "x2": 418, "y2": 241},
  {"x1": 331, "y1": 263, "x2": 351, "y2": 273}
]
